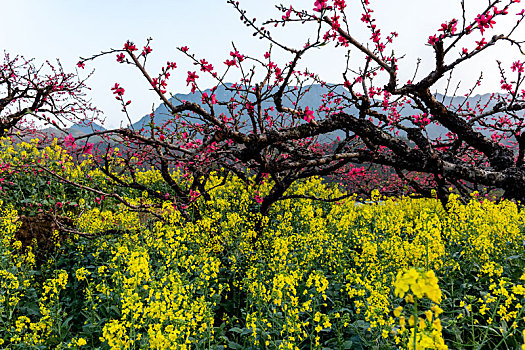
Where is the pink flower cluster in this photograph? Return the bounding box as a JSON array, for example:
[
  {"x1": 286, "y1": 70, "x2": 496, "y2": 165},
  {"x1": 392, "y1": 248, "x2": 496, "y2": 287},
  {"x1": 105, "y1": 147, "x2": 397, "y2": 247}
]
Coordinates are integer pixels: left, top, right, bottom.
[
  {"x1": 511, "y1": 60, "x2": 524, "y2": 73},
  {"x1": 116, "y1": 53, "x2": 125, "y2": 63},
  {"x1": 111, "y1": 83, "x2": 125, "y2": 97},
  {"x1": 313, "y1": 0, "x2": 329, "y2": 12},
  {"x1": 303, "y1": 106, "x2": 315, "y2": 123},
  {"x1": 186, "y1": 71, "x2": 198, "y2": 86},
  {"x1": 64, "y1": 134, "x2": 93, "y2": 155},
  {"x1": 475, "y1": 13, "x2": 496, "y2": 34},
  {"x1": 414, "y1": 114, "x2": 431, "y2": 126},
  {"x1": 199, "y1": 59, "x2": 213, "y2": 72},
  {"x1": 142, "y1": 45, "x2": 152, "y2": 56},
  {"x1": 64, "y1": 134, "x2": 77, "y2": 149},
  {"x1": 124, "y1": 41, "x2": 137, "y2": 52},
  {"x1": 282, "y1": 6, "x2": 292, "y2": 20}
]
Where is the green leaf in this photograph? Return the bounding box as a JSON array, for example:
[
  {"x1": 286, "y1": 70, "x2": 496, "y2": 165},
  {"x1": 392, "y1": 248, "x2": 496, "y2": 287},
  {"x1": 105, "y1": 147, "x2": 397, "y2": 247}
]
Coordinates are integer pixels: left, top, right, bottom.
[
  {"x1": 227, "y1": 341, "x2": 244, "y2": 349},
  {"x1": 342, "y1": 340, "x2": 354, "y2": 349},
  {"x1": 228, "y1": 327, "x2": 244, "y2": 334}
]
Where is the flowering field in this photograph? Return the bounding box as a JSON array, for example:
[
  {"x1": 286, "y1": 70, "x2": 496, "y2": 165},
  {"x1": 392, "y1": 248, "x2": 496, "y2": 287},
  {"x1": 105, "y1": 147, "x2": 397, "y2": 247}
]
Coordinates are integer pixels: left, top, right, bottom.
[{"x1": 1, "y1": 138, "x2": 525, "y2": 349}]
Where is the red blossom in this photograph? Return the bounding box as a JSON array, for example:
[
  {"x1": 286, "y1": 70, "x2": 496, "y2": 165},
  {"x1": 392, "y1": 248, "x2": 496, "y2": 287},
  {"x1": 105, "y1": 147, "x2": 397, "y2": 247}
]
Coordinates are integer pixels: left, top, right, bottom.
[
  {"x1": 111, "y1": 83, "x2": 125, "y2": 97},
  {"x1": 361, "y1": 13, "x2": 372, "y2": 22},
  {"x1": 313, "y1": 0, "x2": 329, "y2": 12},
  {"x1": 428, "y1": 35, "x2": 440, "y2": 46},
  {"x1": 142, "y1": 46, "x2": 152, "y2": 56},
  {"x1": 511, "y1": 60, "x2": 524, "y2": 73},
  {"x1": 493, "y1": 7, "x2": 508, "y2": 15},
  {"x1": 438, "y1": 19, "x2": 457, "y2": 34},
  {"x1": 475, "y1": 13, "x2": 495, "y2": 34},
  {"x1": 282, "y1": 5, "x2": 292, "y2": 20},
  {"x1": 371, "y1": 30, "x2": 381, "y2": 43},
  {"x1": 230, "y1": 50, "x2": 244, "y2": 62},
  {"x1": 116, "y1": 53, "x2": 125, "y2": 63},
  {"x1": 414, "y1": 113, "x2": 431, "y2": 126},
  {"x1": 334, "y1": 0, "x2": 346, "y2": 10},
  {"x1": 304, "y1": 106, "x2": 315, "y2": 123},
  {"x1": 180, "y1": 46, "x2": 189, "y2": 52},
  {"x1": 501, "y1": 82, "x2": 513, "y2": 91},
  {"x1": 83, "y1": 142, "x2": 94, "y2": 155},
  {"x1": 199, "y1": 59, "x2": 213, "y2": 72},
  {"x1": 124, "y1": 41, "x2": 138, "y2": 52},
  {"x1": 64, "y1": 134, "x2": 77, "y2": 149},
  {"x1": 224, "y1": 59, "x2": 237, "y2": 67},
  {"x1": 475, "y1": 37, "x2": 487, "y2": 50},
  {"x1": 186, "y1": 71, "x2": 198, "y2": 85},
  {"x1": 76, "y1": 61, "x2": 85, "y2": 69}
]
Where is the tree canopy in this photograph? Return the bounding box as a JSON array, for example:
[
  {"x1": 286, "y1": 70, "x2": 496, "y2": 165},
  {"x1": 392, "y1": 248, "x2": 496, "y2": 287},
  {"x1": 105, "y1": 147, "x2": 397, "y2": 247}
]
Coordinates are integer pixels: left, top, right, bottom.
[{"x1": 2, "y1": 0, "x2": 525, "y2": 214}]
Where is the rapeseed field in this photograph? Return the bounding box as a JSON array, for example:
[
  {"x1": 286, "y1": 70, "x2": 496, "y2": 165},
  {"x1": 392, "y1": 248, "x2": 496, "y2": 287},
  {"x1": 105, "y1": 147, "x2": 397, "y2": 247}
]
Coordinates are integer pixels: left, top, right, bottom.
[{"x1": 1, "y1": 138, "x2": 525, "y2": 349}]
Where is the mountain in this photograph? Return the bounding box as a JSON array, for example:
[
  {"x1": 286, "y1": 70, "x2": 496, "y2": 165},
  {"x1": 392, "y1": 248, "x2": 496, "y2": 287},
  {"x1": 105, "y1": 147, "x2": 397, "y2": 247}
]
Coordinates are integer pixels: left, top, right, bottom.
[
  {"x1": 129, "y1": 84, "x2": 356, "y2": 143},
  {"x1": 129, "y1": 84, "x2": 502, "y2": 142},
  {"x1": 131, "y1": 84, "x2": 357, "y2": 130},
  {"x1": 28, "y1": 122, "x2": 107, "y2": 145},
  {"x1": 69, "y1": 122, "x2": 105, "y2": 133}
]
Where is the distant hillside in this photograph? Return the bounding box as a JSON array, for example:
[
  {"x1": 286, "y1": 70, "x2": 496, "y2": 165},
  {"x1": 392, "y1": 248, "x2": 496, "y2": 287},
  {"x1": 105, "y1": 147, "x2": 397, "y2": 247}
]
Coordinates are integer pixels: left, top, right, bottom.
[
  {"x1": 130, "y1": 84, "x2": 354, "y2": 132},
  {"x1": 69, "y1": 122, "x2": 105, "y2": 133},
  {"x1": 38, "y1": 85, "x2": 502, "y2": 145},
  {"x1": 129, "y1": 84, "x2": 500, "y2": 141},
  {"x1": 30, "y1": 122, "x2": 108, "y2": 145}
]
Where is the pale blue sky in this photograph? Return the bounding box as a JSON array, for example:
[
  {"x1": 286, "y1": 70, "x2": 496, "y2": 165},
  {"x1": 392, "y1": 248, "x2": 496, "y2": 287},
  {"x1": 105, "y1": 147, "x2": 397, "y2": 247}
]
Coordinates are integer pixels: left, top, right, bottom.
[{"x1": 1, "y1": 1, "x2": 523, "y2": 128}]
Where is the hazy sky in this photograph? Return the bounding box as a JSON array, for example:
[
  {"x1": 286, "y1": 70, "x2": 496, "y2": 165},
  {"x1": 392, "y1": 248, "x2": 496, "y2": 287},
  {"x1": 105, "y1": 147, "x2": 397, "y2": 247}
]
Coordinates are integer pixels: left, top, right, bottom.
[{"x1": 1, "y1": 0, "x2": 524, "y2": 128}]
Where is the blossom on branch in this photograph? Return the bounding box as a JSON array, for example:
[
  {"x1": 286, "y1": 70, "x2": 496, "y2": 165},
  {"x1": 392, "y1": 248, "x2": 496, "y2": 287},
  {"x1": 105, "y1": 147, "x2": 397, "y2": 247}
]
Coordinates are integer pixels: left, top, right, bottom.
[
  {"x1": 230, "y1": 50, "x2": 244, "y2": 62},
  {"x1": 82, "y1": 142, "x2": 94, "y2": 155},
  {"x1": 303, "y1": 106, "x2": 315, "y2": 123},
  {"x1": 124, "y1": 41, "x2": 138, "y2": 52},
  {"x1": 475, "y1": 13, "x2": 495, "y2": 34},
  {"x1": 511, "y1": 60, "x2": 524, "y2": 73},
  {"x1": 428, "y1": 35, "x2": 440, "y2": 46},
  {"x1": 186, "y1": 71, "x2": 199, "y2": 85},
  {"x1": 224, "y1": 59, "x2": 237, "y2": 67},
  {"x1": 142, "y1": 46, "x2": 152, "y2": 56},
  {"x1": 313, "y1": 0, "x2": 329, "y2": 12},
  {"x1": 64, "y1": 134, "x2": 77, "y2": 150},
  {"x1": 475, "y1": 37, "x2": 487, "y2": 50},
  {"x1": 111, "y1": 83, "x2": 125, "y2": 98}
]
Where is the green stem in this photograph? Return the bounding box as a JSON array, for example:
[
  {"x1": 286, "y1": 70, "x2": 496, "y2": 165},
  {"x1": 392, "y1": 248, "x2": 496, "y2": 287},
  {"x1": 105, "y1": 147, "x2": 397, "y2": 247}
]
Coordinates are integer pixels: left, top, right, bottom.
[
  {"x1": 491, "y1": 300, "x2": 525, "y2": 349},
  {"x1": 476, "y1": 295, "x2": 502, "y2": 350},
  {"x1": 413, "y1": 298, "x2": 418, "y2": 350}
]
